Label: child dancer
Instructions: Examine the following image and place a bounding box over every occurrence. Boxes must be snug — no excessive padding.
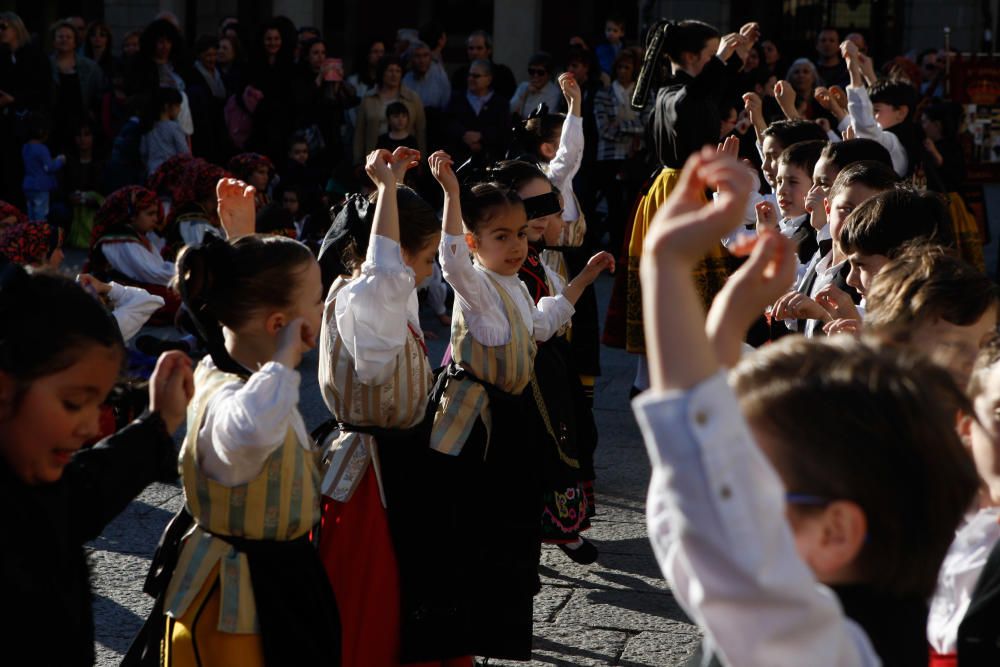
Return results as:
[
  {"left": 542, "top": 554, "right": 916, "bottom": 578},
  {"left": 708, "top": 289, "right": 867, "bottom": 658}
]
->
[
  {"left": 315, "top": 147, "right": 469, "bottom": 667},
  {"left": 1, "top": 264, "right": 192, "bottom": 666},
  {"left": 637, "top": 147, "right": 977, "bottom": 665},
  {"left": 151, "top": 180, "right": 339, "bottom": 666},
  {"left": 427, "top": 150, "right": 613, "bottom": 660}
]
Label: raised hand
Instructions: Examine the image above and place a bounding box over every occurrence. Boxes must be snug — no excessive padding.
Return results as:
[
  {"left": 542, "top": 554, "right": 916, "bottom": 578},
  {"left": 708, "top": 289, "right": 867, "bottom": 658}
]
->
[
  {"left": 273, "top": 317, "right": 316, "bottom": 370},
  {"left": 390, "top": 146, "right": 421, "bottom": 180},
  {"left": 428, "top": 150, "right": 459, "bottom": 195},
  {"left": 76, "top": 273, "right": 112, "bottom": 296},
  {"left": 217, "top": 178, "right": 256, "bottom": 240},
  {"left": 772, "top": 290, "right": 830, "bottom": 321},
  {"left": 805, "top": 184, "right": 828, "bottom": 231},
  {"left": 584, "top": 250, "right": 615, "bottom": 279},
  {"left": 774, "top": 80, "right": 800, "bottom": 119},
  {"left": 755, "top": 200, "right": 778, "bottom": 236},
  {"left": 149, "top": 350, "right": 195, "bottom": 434},
  {"left": 823, "top": 318, "right": 862, "bottom": 337},
  {"left": 717, "top": 33, "right": 743, "bottom": 61},
  {"left": 815, "top": 283, "right": 861, "bottom": 322},
  {"left": 558, "top": 72, "right": 582, "bottom": 115},
  {"left": 842, "top": 123, "right": 857, "bottom": 140},
  {"left": 365, "top": 149, "right": 397, "bottom": 188},
  {"left": 717, "top": 134, "right": 740, "bottom": 158}
]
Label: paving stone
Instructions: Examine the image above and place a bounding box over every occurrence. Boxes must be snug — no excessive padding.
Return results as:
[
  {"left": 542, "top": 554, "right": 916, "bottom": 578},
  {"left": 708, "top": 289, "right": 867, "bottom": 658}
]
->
[
  {"left": 556, "top": 588, "right": 695, "bottom": 634},
  {"left": 620, "top": 631, "right": 702, "bottom": 666},
  {"left": 540, "top": 548, "right": 668, "bottom": 594},
  {"left": 534, "top": 585, "right": 574, "bottom": 622},
  {"left": 487, "top": 623, "right": 629, "bottom": 666}
]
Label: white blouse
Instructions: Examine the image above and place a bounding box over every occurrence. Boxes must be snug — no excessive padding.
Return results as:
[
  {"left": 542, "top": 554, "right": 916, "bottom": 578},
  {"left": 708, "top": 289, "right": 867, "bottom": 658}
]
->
[
  {"left": 106, "top": 282, "right": 164, "bottom": 341},
  {"left": 543, "top": 114, "right": 584, "bottom": 224},
  {"left": 101, "top": 237, "right": 176, "bottom": 286},
  {"left": 333, "top": 235, "right": 421, "bottom": 385},
  {"left": 928, "top": 507, "right": 1000, "bottom": 655},
  {"left": 847, "top": 86, "right": 908, "bottom": 177},
  {"left": 179, "top": 220, "right": 223, "bottom": 247},
  {"left": 197, "top": 358, "right": 311, "bottom": 487},
  {"left": 439, "top": 233, "right": 574, "bottom": 346}
]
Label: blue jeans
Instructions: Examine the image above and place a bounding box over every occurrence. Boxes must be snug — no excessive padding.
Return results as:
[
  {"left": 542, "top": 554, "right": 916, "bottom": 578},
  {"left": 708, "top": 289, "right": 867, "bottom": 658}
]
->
[{"left": 24, "top": 190, "right": 49, "bottom": 220}]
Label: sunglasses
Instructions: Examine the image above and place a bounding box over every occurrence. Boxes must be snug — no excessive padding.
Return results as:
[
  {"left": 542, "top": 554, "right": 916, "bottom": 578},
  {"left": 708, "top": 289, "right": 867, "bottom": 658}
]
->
[{"left": 528, "top": 68, "right": 547, "bottom": 76}]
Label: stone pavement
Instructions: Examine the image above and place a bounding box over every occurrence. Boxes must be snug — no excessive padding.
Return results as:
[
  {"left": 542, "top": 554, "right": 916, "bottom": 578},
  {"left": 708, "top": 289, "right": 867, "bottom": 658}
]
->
[{"left": 88, "top": 273, "right": 702, "bottom": 665}]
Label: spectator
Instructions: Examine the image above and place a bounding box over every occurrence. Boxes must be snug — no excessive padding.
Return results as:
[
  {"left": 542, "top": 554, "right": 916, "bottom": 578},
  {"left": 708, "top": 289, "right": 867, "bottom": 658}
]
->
[
  {"left": 247, "top": 19, "right": 297, "bottom": 162},
  {"left": 510, "top": 52, "right": 562, "bottom": 120},
  {"left": 594, "top": 48, "right": 647, "bottom": 255},
  {"left": 375, "top": 101, "right": 418, "bottom": 153},
  {"left": 61, "top": 120, "right": 106, "bottom": 248},
  {"left": 918, "top": 48, "right": 945, "bottom": 99},
  {"left": 0, "top": 12, "right": 49, "bottom": 205},
  {"left": 186, "top": 34, "right": 230, "bottom": 164},
  {"left": 83, "top": 20, "right": 114, "bottom": 85},
  {"left": 48, "top": 20, "right": 103, "bottom": 155},
  {"left": 65, "top": 15, "right": 86, "bottom": 46},
  {"left": 564, "top": 46, "right": 603, "bottom": 226},
  {"left": 445, "top": 58, "right": 511, "bottom": 165},
  {"left": 21, "top": 112, "right": 65, "bottom": 220},
  {"left": 595, "top": 15, "right": 625, "bottom": 77},
  {"left": 419, "top": 20, "right": 447, "bottom": 66},
  {"left": 403, "top": 40, "right": 450, "bottom": 111},
  {"left": 346, "top": 38, "right": 385, "bottom": 139},
  {"left": 219, "top": 16, "right": 240, "bottom": 41},
  {"left": 279, "top": 134, "right": 324, "bottom": 214},
  {"left": 127, "top": 19, "right": 194, "bottom": 145},
  {"left": 293, "top": 37, "right": 358, "bottom": 171},
  {"left": 104, "top": 99, "right": 144, "bottom": 191},
  {"left": 451, "top": 30, "right": 517, "bottom": 100},
  {"left": 296, "top": 25, "right": 321, "bottom": 62},
  {"left": 216, "top": 34, "right": 246, "bottom": 96},
  {"left": 760, "top": 38, "right": 785, "bottom": 78},
  {"left": 121, "top": 30, "right": 140, "bottom": 60},
  {"left": 784, "top": 58, "right": 823, "bottom": 119},
  {"left": 354, "top": 55, "right": 426, "bottom": 161},
  {"left": 814, "top": 27, "right": 849, "bottom": 88},
  {"left": 139, "top": 86, "right": 190, "bottom": 177}
]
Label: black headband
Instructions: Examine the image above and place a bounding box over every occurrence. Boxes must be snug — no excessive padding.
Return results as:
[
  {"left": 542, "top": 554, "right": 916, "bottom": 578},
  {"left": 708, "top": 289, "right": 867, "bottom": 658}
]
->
[{"left": 522, "top": 191, "right": 561, "bottom": 221}]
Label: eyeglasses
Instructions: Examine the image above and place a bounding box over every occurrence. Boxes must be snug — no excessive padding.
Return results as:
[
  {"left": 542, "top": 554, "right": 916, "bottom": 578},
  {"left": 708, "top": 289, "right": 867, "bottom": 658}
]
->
[{"left": 528, "top": 68, "right": 547, "bottom": 76}]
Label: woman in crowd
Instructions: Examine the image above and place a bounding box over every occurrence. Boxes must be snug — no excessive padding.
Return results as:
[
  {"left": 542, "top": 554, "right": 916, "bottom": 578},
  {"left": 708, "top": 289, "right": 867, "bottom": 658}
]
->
[
  {"left": 48, "top": 19, "right": 103, "bottom": 154},
  {"left": 354, "top": 55, "right": 426, "bottom": 162}
]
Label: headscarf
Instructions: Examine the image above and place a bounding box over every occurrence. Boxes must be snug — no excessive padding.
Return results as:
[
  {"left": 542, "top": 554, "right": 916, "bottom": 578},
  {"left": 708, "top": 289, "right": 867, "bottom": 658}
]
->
[
  {"left": 90, "top": 186, "right": 162, "bottom": 252},
  {"left": 0, "top": 221, "right": 63, "bottom": 266},
  {"left": 146, "top": 154, "right": 196, "bottom": 200},
  {"left": 0, "top": 201, "right": 29, "bottom": 228}
]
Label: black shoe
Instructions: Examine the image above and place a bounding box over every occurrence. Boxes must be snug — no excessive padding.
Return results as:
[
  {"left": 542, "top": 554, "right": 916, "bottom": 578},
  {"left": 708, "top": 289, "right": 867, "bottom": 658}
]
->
[
  {"left": 558, "top": 538, "right": 599, "bottom": 565},
  {"left": 135, "top": 335, "right": 190, "bottom": 357}
]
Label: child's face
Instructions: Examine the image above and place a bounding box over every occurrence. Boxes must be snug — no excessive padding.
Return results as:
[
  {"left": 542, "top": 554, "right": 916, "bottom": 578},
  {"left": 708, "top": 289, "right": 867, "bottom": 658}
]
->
[
  {"left": 811, "top": 156, "right": 839, "bottom": 194},
  {"left": 605, "top": 22, "right": 624, "bottom": 43},
  {"left": 685, "top": 38, "right": 720, "bottom": 77},
  {"left": 761, "top": 136, "right": 785, "bottom": 187},
  {"left": 250, "top": 166, "right": 270, "bottom": 191},
  {"left": 827, "top": 183, "right": 881, "bottom": 247},
  {"left": 468, "top": 206, "right": 529, "bottom": 276},
  {"left": 281, "top": 191, "right": 300, "bottom": 215},
  {"left": 75, "top": 127, "right": 94, "bottom": 152},
  {"left": 167, "top": 103, "right": 182, "bottom": 120},
  {"left": 0, "top": 345, "right": 121, "bottom": 485},
  {"left": 280, "top": 260, "right": 324, "bottom": 358},
  {"left": 845, "top": 251, "right": 889, "bottom": 296},
  {"left": 289, "top": 143, "right": 309, "bottom": 165},
  {"left": 965, "top": 362, "right": 1000, "bottom": 491},
  {"left": 910, "top": 305, "right": 998, "bottom": 388},
  {"left": 131, "top": 205, "right": 160, "bottom": 233},
  {"left": 775, "top": 162, "right": 810, "bottom": 218},
  {"left": 388, "top": 112, "right": 409, "bottom": 134},
  {"left": 873, "top": 103, "right": 907, "bottom": 130},
  {"left": 518, "top": 178, "right": 555, "bottom": 242},
  {"left": 401, "top": 234, "right": 442, "bottom": 286}
]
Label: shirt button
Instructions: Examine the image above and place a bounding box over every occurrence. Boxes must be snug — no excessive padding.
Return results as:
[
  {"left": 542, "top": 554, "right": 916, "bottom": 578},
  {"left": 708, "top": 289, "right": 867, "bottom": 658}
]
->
[{"left": 694, "top": 411, "right": 708, "bottom": 425}]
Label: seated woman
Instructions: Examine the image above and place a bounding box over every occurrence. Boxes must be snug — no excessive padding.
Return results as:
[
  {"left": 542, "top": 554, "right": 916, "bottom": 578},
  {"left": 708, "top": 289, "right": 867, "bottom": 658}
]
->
[
  {"left": 161, "top": 158, "right": 230, "bottom": 259},
  {"left": 87, "top": 185, "right": 180, "bottom": 324}
]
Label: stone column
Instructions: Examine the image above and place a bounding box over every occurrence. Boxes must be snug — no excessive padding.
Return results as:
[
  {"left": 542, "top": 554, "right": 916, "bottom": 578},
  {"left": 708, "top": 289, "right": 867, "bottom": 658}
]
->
[
  {"left": 271, "top": 0, "right": 323, "bottom": 28},
  {"left": 493, "top": 0, "right": 540, "bottom": 83}
]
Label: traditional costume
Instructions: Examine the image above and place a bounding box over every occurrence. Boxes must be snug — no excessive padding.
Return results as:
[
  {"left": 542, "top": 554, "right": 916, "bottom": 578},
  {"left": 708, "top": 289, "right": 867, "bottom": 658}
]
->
[{"left": 0, "top": 220, "right": 62, "bottom": 266}]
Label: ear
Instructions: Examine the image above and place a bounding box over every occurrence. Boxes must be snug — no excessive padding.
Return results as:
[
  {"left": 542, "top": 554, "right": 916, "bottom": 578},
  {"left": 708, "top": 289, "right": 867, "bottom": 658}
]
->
[
  {"left": 540, "top": 142, "right": 558, "bottom": 161},
  {"left": 958, "top": 412, "right": 975, "bottom": 451},
  {"left": 811, "top": 500, "right": 868, "bottom": 580},
  {"left": 898, "top": 104, "right": 910, "bottom": 119},
  {"left": 263, "top": 311, "right": 287, "bottom": 336},
  {"left": 465, "top": 232, "right": 478, "bottom": 252},
  {"left": 824, "top": 198, "right": 831, "bottom": 217}
]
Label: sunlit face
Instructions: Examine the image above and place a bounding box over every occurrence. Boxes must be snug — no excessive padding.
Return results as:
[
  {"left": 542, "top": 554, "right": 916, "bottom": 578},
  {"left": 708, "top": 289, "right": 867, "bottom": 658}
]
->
[
  {"left": 469, "top": 206, "right": 529, "bottom": 276},
  {"left": 264, "top": 29, "right": 282, "bottom": 56},
  {"left": 685, "top": 38, "right": 720, "bottom": 77},
  {"left": 308, "top": 42, "right": 326, "bottom": 70},
  {"left": 382, "top": 63, "right": 402, "bottom": 88},
  {"left": 828, "top": 183, "right": 881, "bottom": 245},
  {"left": 289, "top": 142, "right": 308, "bottom": 165},
  {"left": 122, "top": 34, "right": 139, "bottom": 57},
  {"left": 517, "top": 177, "right": 556, "bottom": 242},
  {"left": 411, "top": 46, "right": 431, "bottom": 74},
  {"left": 54, "top": 27, "right": 76, "bottom": 54},
  {"left": 873, "top": 102, "right": 907, "bottom": 130},
  {"left": 846, "top": 252, "right": 889, "bottom": 296},
  {"left": 811, "top": 156, "right": 839, "bottom": 195},
  {"left": 816, "top": 30, "right": 840, "bottom": 58},
  {"left": 605, "top": 22, "right": 624, "bottom": 43},
  {"left": 131, "top": 204, "right": 160, "bottom": 233},
  {"left": 789, "top": 63, "right": 815, "bottom": 91},
  {"left": 283, "top": 260, "right": 324, "bottom": 354},
  {"left": 401, "top": 233, "right": 442, "bottom": 285},
  {"left": 199, "top": 46, "right": 218, "bottom": 70},
  {"left": 967, "top": 363, "right": 1000, "bottom": 487},
  {"left": 250, "top": 165, "right": 271, "bottom": 191},
  {"left": 217, "top": 38, "right": 234, "bottom": 65},
  {"left": 467, "top": 35, "right": 489, "bottom": 61},
  {"left": 0, "top": 345, "right": 121, "bottom": 485},
  {"left": 761, "top": 137, "right": 784, "bottom": 187},
  {"left": 910, "top": 306, "right": 999, "bottom": 388},
  {"left": 368, "top": 41, "right": 385, "bottom": 65},
  {"left": 775, "top": 162, "right": 810, "bottom": 218}
]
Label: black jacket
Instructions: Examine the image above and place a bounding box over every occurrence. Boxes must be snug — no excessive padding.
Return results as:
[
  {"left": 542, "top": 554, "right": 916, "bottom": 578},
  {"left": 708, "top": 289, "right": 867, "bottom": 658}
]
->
[{"left": 0, "top": 414, "right": 178, "bottom": 666}]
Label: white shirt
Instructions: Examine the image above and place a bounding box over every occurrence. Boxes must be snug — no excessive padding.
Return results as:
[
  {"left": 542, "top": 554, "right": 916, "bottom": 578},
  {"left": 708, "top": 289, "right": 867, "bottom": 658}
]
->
[
  {"left": 333, "top": 235, "right": 421, "bottom": 385},
  {"left": 542, "top": 114, "right": 584, "bottom": 224},
  {"left": 847, "top": 86, "right": 908, "bottom": 177},
  {"left": 179, "top": 220, "right": 223, "bottom": 247},
  {"left": 510, "top": 80, "right": 562, "bottom": 120},
  {"left": 633, "top": 371, "right": 881, "bottom": 667},
  {"left": 928, "top": 507, "right": 1000, "bottom": 655},
  {"left": 106, "top": 282, "right": 164, "bottom": 341},
  {"left": 197, "top": 358, "right": 311, "bottom": 487},
  {"left": 100, "top": 238, "right": 176, "bottom": 286},
  {"left": 439, "top": 233, "right": 574, "bottom": 346}
]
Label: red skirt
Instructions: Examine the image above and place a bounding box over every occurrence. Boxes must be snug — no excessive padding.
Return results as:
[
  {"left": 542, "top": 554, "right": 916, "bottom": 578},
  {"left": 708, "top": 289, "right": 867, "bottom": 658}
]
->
[{"left": 319, "top": 466, "right": 472, "bottom": 667}]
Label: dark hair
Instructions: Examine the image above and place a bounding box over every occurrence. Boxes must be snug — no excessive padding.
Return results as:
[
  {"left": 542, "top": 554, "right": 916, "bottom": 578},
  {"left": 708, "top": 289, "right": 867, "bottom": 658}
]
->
[
  {"left": 490, "top": 160, "right": 549, "bottom": 192},
  {"left": 176, "top": 235, "right": 314, "bottom": 335},
  {"left": 527, "top": 51, "right": 553, "bottom": 73},
  {"left": 777, "top": 140, "right": 825, "bottom": 176},
  {"left": 605, "top": 15, "right": 626, "bottom": 29},
  {"left": 733, "top": 335, "right": 978, "bottom": 599},
  {"left": 828, "top": 160, "right": 899, "bottom": 201},
  {"left": 468, "top": 30, "right": 493, "bottom": 51},
  {"left": 515, "top": 107, "right": 564, "bottom": 160},
  {"left": 839, "top": 188, "right": 953, "bottom": 257},
  {"left": 0, "top": 264, "right": 123, "bottom": 404},
  {"left": 340, "top": 186, "right": 439, "bottom": 271},
  {"left": 138, "top": 19, "right": 184, "bottom": 66},
  {"left": 26, "top": 111, "right": 51, "bottom": 141},
  {"left": 193, "top": 33, "right": 217, "bottom": 57},
  {"left": 868, "top": 79, "right": 917, "bottom": 119},
  {"left": 460, "top": 183, "right": 523, "bottom": 234},
  {"left": 761, "top": 119, "right": 829, "bottom": 148},
  {"left": 376, "top": 55, "right": 403, "bottom": 86},
  {"left": 141, "top": 86, "right": 183, "bottom": 132},
  {"left": 418, "top": 21, "right": 445, "bottom": 50},
  {"left": 820, "top": 139, "right": 894, "bottom": 172},
  {"left": 83, "top": 20, "right": 113, "bottom": 67},
  {"left": 923, "top": 101, "right": 962, "bottom": 141},
  {"left": 662, "top": 20, "right": 720, "bottom": 64},
  {"left": 866, "top": 243, "right": 999, "bottom": 340},
  {"left": 385, "top": 101, "right": 409, "bottom": 119},
  {"left": 219, "top": 33, "right": 245, "bottom": 64},
  {"left": 287, "top": 133, "right": 309, "bottom": 151}
]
